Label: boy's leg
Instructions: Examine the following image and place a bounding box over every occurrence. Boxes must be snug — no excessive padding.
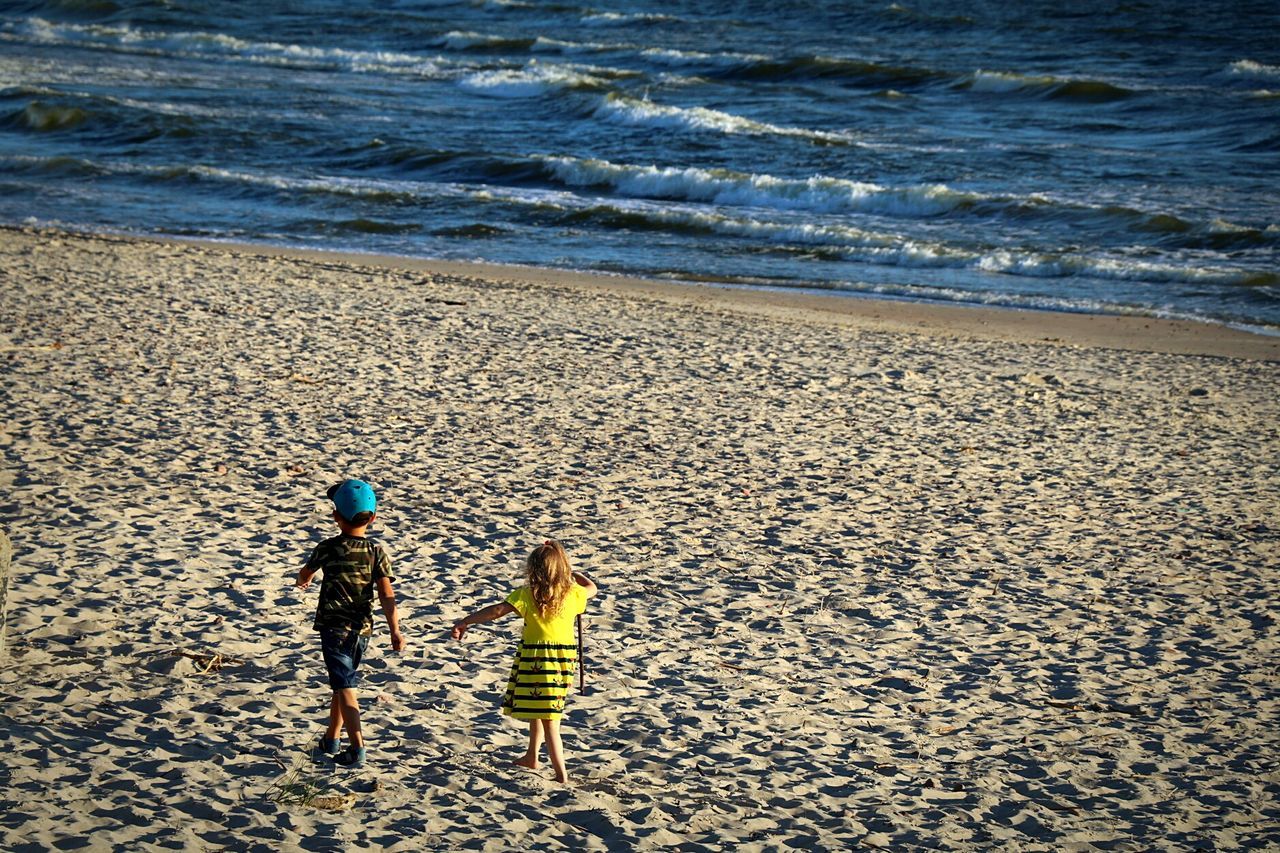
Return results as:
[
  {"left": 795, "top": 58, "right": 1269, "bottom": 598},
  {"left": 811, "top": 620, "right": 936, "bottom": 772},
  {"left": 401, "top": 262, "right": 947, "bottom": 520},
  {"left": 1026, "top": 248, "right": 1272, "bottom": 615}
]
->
[
  {"left": 542, "top": 719, "right": 568, "bottom": 783},
  {"left": 325, "top": 692, "right": 343, "bottom": 741},
  {"left": 334, "top": 688, "right": 363, "bottom": 748},
  {"left": 312, "top": 693, "right": 343, "bottom": 758},
  {"left": 515, "top": 721, "right": 541, "bottom": 769},
  {"left": 321, "top": 630, "right": 368, "bottom": 767},
  {"left": 330, "top": 688, "right": 366, "bottom": 767}
]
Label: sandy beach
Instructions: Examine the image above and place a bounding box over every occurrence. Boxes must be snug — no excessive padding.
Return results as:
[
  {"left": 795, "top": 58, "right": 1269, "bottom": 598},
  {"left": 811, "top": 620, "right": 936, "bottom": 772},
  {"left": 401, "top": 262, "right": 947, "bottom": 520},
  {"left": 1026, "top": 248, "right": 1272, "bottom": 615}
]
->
[{"left": 1, "top": 225, "right": 1277, "bottom": 850}]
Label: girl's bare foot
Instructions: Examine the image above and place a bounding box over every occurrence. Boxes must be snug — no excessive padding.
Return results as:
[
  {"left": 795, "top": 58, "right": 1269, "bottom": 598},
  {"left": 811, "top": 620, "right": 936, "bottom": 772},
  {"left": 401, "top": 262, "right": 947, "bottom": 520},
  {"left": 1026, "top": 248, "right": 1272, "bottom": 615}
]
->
[{"left": 513, "top": 755, "right": 538, "bottom": 771}]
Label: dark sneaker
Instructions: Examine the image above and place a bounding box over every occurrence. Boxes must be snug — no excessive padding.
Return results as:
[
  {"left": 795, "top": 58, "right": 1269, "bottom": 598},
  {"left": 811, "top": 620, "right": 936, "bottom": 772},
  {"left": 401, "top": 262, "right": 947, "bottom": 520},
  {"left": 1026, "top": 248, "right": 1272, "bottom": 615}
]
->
[
  {"left": 331, "top": 745, "right": 366, "bottom": 769},
  {"left": 313, "top": 736, "right": 341, "bottom": 760}
]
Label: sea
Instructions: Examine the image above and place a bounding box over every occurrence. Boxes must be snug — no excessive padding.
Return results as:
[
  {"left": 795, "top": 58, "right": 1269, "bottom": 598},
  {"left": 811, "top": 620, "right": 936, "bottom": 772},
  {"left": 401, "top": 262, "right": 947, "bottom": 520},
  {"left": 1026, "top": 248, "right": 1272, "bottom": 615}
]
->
[{"left": 2, "top": 0, "right": 1278, "bottom": 331}]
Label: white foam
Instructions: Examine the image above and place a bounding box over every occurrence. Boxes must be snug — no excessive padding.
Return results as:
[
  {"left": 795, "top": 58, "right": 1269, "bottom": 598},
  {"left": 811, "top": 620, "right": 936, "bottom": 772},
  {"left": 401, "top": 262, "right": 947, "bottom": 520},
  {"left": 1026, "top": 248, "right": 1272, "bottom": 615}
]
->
[
  {"left": 477, "top": 183, "right": 1270, "bottom": 288},
  {"left": 591, "top": 93, "right": 849, "bottom": 142},
  {"left": 458, "top": 63, "right": 605, "bottom": 97},
  {"left": 531, "top": 36, "right": 603, "bottom": 54},
  {"left": 978, "top": 249, "right": 1261, "bottom": 286},
  {"left": 1230, "top": 59, "right": 1280, "bottom": 78},
  {"left": 540, "top": 155, "right": 974, "bottom": 217},
  {"left": 964, "top": 70, "right": 1055, "bottom": 93},
  {"left": 637, "top": 47, "right": 766, "bottom": 68},
  {"left": 17, "top": 150, "right": 1265, "bottom": 294},
  {"left": 1208, "top": 218, "right": 1261, "bottom": 234},
  {"left": 960, "top": 68, "right": 1130, "bottom": 98},
  {"left": 436, "top": 30, "right": 511, "bottom": 50},
  {"left": 423, "top": 28, "right": 759, "bottom": 69},
  {"left": 1075, "top": 255, "right": 1259, "bottom": 285},
  {"left": 5, "top": 16, "right": 448, "bottom": 77},
  {"left": 102, "top": 94, "right": 241, "bottom": 119},
  {"left": 581, "top": 11, "right": 679, "bottom": 27},
  {"left": 456, "top": 187, "right": 985, "bottom": 271}
]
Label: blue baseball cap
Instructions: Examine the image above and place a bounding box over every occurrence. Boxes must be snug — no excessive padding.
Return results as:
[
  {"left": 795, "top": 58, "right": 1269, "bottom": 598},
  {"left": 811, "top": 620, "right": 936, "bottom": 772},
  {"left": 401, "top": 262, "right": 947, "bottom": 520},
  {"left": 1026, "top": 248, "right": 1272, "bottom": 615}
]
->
[{"left": 327, "top": 479, "right": 377, "bottom": 521}]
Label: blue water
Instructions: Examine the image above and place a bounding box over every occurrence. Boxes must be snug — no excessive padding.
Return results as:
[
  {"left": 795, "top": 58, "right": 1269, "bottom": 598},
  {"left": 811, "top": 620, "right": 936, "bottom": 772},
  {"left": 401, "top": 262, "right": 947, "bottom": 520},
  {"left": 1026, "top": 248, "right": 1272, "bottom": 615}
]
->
[{"left": 2, "top": 0, "right": 1279, "bottom": 329}]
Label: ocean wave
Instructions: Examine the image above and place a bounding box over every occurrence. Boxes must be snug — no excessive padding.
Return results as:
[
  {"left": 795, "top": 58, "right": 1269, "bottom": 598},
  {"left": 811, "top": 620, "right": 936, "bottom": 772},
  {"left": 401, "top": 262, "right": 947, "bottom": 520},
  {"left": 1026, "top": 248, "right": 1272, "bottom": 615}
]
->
[
  {"left": 580, "top": 11, "right": 680, "bottom": 27},
  {"left": 179, "top": 167, "right": 466, "bottom": 204},
  {"left": 552, "top": 193, "right": 1280, "bottom": 289},
  {"left": 433, "top": 30, "right": 538, "bottom": 51},
  {"left": 458, "top": 63, "right": 611, "bottom": 97},
  {"left": 2, "top": 17, "right": 450, "bottom": 78},
  {"left": 976, "top": 250, "right": 1275, "bottom": 287},
  {"left": 312, "top": 217, "right": 423, "bottom": 235},
  {"left": 537, "top": 156, "right": 974, "bottom": 217},
  {"left": 708, "top": 53, "right": 942, "bottom": 87},
  {"left": 823, "top": 280, "right": 1267, "bottom": 328},
  {"left": 20, "top": 148, "right": 1268, "bottom": 269},
  {"left": 3, "top": 101, "right": 88, "bottom": 132},
  {"left": 0, "top": 153, "right": 102, "bottom": 177},
  {"left": 557, "top": 200, "right": 913, "bottom": 249},
  {"left": 638, "top": 47, "right": 768, "bottom": 69},
  {"left": 535, "top": 155, "right": 1243, "bottom": 235},
  {"left": 431, "top": 223, "right": 509, "bottom": 238},
  {"left": 1230, "top": 129, "right": 1280, "bottom": 153},
  {"left": 417, "top": 27, "right": 932, "bottom": 89},
  {"left": 423, "top": 27, "right": 879, "bottom": 86},
  {"left": 34, "top": 0, "right": 122, "bottom": 12},
  {"left": 428, "top": 30, "right": 599, "bottom": 56},
  {"left": 591, "top": 93, "right": 849, "bottom": 143},
  {"left": 460, "top": 185, "right": 983, "bottom": 268},
  {"left": 5, "top": 82, "right": 248, "bottom": 120},
  {"left": 1230, "top": 59, "right": 1280, "bottom": 78},
  {"left": 8, "top": 150, "right": 1270, "bottom": 296},
  {"left": 0, "top": 90, "right": 225, "bottom": 142},
  {"left": 484, "top": 188, "right": 1274, "bottom": 290},
  {"left": 959, "top": 70, "right": 1133, "bottom": 102}
]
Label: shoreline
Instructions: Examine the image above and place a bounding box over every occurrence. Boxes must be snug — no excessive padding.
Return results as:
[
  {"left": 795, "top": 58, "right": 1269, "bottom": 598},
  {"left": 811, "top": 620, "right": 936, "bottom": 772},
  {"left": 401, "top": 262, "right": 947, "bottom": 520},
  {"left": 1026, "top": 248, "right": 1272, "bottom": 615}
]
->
[
  {"left": 13, "top": 225, "right": 1278, "bottom": 362},
  {"left": 171, "top": 235, "right": 1280, "bottom": 363}
]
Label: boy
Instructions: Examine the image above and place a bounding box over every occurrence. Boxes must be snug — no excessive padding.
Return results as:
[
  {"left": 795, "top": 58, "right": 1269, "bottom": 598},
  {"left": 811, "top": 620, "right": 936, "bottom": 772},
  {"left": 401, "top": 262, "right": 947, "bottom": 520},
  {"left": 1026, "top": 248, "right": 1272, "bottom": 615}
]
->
[{"left": 296, "top": 478, "right": 405, "bottom": 769}]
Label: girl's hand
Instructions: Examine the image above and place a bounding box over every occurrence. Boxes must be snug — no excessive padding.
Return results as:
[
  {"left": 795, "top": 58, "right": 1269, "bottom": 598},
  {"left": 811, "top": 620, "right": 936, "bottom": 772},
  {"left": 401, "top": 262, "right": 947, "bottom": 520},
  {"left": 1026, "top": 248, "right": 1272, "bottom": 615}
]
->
[{"left": 450, "top": 622, "right": 468, "bottom": 641}]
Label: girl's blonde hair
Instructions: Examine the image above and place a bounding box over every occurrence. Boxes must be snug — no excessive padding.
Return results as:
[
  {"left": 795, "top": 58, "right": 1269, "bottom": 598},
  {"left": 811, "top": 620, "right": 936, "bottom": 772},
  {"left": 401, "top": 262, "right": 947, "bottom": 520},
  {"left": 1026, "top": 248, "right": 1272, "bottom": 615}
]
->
[{"left": 527, "top": 540, "right": 573, "bottom": 619}]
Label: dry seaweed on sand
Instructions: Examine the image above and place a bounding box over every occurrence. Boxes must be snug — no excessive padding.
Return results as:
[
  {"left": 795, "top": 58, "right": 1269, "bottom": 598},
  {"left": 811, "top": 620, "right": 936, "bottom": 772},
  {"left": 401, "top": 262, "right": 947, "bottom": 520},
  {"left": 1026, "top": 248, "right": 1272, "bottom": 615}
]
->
[{"left": 171, "top": 649, "right": 242, "bottom": 674}]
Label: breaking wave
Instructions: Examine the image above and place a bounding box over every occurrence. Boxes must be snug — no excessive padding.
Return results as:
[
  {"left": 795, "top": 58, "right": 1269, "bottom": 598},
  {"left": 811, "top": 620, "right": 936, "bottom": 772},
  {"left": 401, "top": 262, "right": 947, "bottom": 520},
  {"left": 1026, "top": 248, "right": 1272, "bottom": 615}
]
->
[
  {"left": 457, "top": 63, "right": 611, "bottom": 97},
  {"left": 959, "top": 70, "right": 1134, "bottom": 101},
  {"left": 591, "top": 93, "right": 849, "bottom": 143}
]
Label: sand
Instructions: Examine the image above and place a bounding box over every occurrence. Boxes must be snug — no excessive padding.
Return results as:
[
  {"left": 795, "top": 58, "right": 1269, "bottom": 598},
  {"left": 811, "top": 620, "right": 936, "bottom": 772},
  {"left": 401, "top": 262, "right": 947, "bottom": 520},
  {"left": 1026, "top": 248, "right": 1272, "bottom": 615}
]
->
[{"left": 1, "top": 225, "right": 1277, "bottom": 851}]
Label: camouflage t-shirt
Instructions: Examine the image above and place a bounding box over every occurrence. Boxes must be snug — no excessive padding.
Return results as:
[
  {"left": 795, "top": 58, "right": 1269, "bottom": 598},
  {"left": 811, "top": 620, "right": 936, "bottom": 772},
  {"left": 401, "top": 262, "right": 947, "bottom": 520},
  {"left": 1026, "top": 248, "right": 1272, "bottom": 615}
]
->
[{"left": 305, "top": 534, "right": 394, "bottom": 636}]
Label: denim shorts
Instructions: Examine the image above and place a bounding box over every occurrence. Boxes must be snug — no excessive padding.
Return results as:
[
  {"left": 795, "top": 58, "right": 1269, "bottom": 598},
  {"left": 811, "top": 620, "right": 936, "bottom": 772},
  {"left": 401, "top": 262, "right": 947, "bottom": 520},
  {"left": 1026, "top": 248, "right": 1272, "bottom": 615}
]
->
[{"left": 320, "top": 627, "right": 370, "bottom": 690}]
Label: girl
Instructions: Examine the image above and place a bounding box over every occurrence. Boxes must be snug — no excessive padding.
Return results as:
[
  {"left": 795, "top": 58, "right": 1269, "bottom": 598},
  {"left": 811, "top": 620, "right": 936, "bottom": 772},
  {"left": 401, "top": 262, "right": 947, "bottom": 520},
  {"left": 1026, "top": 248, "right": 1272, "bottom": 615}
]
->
[{"left": 451, "top": 540, "right": 597, "bottom": 783}]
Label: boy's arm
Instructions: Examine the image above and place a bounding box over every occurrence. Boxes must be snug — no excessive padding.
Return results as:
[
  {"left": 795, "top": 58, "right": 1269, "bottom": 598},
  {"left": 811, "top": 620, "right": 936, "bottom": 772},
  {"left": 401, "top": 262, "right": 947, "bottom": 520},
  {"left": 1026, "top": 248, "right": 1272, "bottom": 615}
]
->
[
  {"left": 451, "top": 602, "right": 516, "bottom": 640},
  {"left": 295, "top": 565, "right": 319, "bottom": 589},
  {"left": 572, "top": 572, "right": 598, "bottom": 598},
  {"left": 376, "top": 577, "right": 405, "bottom": 652}
]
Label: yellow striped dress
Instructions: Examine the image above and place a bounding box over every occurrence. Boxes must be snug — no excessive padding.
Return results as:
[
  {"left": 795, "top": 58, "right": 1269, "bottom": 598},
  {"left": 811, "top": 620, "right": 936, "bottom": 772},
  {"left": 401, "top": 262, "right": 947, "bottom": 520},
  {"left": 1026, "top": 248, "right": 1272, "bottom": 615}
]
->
[{"left": 501, "top": 584, "right": 589, "bottom": 721}]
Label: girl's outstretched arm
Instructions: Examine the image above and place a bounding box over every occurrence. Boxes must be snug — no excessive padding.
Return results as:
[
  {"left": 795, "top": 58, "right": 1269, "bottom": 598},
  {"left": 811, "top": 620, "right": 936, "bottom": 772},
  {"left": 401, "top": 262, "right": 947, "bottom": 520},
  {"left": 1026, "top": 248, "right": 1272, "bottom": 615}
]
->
[
  {"left": 451, "top": 602, "right": 516, "bottom": 640},
  {"left": 572, "top": 572, "right": 598, "bottom": 598}
]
